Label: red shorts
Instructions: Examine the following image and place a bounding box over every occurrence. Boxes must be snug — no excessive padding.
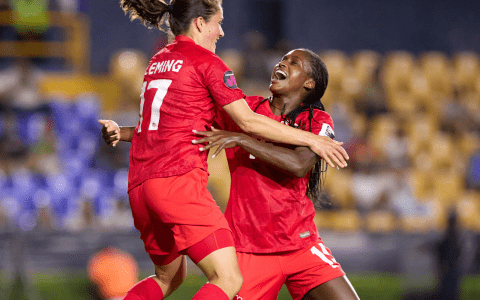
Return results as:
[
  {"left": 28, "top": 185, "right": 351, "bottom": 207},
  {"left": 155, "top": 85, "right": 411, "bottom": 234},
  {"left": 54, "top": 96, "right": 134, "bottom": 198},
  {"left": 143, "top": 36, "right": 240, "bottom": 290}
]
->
[
  {"left": 128, "top": 168, "right": 232, "bottom": 265},
  {"left": 235, "top": 239, "right": 345, "bottom": 300}
]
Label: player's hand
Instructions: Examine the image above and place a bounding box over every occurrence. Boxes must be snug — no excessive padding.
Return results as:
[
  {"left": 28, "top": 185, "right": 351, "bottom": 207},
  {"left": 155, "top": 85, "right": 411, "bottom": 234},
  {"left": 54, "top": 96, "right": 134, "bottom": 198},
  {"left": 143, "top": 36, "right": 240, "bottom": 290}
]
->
[
  {"left": 309, "top": 136, "right": 349, "bottom": 169},
  {"left": 99, "top": 120, "right": 121, "bottom": 147},
  {"left": 193, "top": 127, "right": 245, "bottom": 157}
]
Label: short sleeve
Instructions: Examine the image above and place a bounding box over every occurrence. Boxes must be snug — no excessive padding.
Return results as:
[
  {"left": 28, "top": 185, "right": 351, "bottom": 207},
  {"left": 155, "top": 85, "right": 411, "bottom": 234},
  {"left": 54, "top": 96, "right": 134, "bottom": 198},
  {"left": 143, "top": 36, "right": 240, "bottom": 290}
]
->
[
  {"left": 201, "top": 55, "right": 245, "bottom": 107},
  {"left": 310, "top": 110, "right": 335, "bottom": 139}
]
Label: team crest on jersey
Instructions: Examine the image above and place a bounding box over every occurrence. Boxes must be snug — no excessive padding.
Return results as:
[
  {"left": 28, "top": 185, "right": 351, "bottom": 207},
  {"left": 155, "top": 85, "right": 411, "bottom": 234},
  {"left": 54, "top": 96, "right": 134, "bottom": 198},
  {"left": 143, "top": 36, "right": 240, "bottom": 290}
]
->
[
  {"left": 223, "top": 71, "right": 238, "bottom": 89},
  {"left": 319, "top": 123, "right": 335, "bottom": 139}
]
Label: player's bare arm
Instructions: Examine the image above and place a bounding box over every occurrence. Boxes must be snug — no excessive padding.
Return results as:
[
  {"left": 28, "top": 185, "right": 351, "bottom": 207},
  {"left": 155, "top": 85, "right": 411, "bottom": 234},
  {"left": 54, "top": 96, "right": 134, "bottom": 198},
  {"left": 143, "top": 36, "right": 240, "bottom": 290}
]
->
[
  {"left": 194, "top": 127, "right": 318, "bottom": 177},
  {"left": 98, "top": 120, "right": 135, "bottom": 146},
  {"left": 220, "top": 99, "right": 349, "bottom": 169}
]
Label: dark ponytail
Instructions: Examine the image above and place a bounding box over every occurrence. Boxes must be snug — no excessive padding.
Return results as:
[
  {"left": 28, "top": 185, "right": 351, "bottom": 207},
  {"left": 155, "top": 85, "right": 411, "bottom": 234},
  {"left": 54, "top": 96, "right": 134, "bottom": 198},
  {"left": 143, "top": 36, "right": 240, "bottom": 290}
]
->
[{"left": 120, "top": 0, "right": 221, "bottom": 35}]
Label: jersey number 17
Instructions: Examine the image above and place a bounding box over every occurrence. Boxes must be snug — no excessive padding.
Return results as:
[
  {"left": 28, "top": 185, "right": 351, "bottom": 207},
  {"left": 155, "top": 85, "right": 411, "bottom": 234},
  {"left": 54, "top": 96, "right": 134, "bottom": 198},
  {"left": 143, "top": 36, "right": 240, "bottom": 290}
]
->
[{"left": 137, "top": 79, "right": 172, "bottom": 133}]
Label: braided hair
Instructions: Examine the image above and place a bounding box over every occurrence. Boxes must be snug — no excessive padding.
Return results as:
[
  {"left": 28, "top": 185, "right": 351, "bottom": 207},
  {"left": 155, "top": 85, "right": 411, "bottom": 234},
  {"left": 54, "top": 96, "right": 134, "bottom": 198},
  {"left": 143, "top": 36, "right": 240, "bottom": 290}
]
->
[{"left": 256, "top": 49, "right": 330, "bottom": 208}]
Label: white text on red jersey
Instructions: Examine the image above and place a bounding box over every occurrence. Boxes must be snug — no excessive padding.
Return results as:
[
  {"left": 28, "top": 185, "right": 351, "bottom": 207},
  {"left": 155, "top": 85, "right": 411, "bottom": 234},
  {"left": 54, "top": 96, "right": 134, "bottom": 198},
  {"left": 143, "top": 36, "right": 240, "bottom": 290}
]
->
[{"left": 146, "top": 60, "right": 184, "bottom": 75}]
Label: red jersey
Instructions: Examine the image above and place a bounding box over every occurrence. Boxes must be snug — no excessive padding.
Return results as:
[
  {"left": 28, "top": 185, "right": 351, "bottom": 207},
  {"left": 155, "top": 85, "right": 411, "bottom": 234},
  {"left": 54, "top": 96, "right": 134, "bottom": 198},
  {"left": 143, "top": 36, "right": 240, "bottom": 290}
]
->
[
  {"left": 128, "top": 36, "right": 245, "bottom": 192},
  {"left": 215, "top": 96, "right": 335, "bottom": 253}
]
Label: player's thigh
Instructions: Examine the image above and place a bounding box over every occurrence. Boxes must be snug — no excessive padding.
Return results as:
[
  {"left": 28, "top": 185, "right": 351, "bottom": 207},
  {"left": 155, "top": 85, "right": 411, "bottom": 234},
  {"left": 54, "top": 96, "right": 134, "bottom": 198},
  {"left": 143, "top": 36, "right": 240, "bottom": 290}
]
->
[
  {"left": 154, "top": 254, "right": 187, "bottom": 286},
  {"left": 302, "top": 276, "right": 359, "bottom": 300},
  {"left": 195, "top": 246, "right": 241, "bottom": 281}
]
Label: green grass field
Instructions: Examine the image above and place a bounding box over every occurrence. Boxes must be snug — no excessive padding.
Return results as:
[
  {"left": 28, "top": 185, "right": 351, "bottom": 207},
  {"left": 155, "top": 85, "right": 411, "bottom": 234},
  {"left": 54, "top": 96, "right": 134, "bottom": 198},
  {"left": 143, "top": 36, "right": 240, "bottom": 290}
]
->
[{"left": 1, "top": 272, "right": 479, "bottom": 299}]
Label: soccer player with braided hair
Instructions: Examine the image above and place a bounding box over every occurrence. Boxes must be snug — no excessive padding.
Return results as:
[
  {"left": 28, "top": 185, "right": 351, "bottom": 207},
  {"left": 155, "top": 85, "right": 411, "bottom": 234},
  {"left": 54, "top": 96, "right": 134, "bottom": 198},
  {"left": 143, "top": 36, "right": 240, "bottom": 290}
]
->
[
  {"left": 101, "top": 48, "right": 358, "bottom": 299},
  {"left": 196, "top": 48, "right": 360, "bottom": 300},
  {"left": 101, "top": 0, "right": 349, "bottom": 299}
]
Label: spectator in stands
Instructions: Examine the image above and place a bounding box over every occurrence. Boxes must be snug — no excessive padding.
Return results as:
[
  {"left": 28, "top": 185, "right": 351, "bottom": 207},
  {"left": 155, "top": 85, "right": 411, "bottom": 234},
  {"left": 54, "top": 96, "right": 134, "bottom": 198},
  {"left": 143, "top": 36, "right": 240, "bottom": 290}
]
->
[
  {"left": 64, "top": 200, "right": 98, "bottom": 231},
  {"left": 88, "top": 246, "right": 139, "bottom": 300},
  {"left": 387, "top": 167, "right": 431, "bottom": 219},
  {"left": 439, "top": 88, "right": 478, "bottom": 135},
  {"left": 383, "top": 126, "right": 410, "bottom": 169},
  {"left": 354, "top": 66, "right": 388, "bottom": 120}
]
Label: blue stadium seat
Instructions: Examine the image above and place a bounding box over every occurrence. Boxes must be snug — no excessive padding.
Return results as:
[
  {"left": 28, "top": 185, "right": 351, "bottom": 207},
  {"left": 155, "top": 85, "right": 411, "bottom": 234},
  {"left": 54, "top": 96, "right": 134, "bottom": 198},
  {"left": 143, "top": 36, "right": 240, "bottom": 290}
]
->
[
  {"left": 48, "top": 99, "right": 71, "bottom": 133},
  {"left": 33, "top": 189, "right": 52, "bottom": 209},
  {"left": 75, "top": 94, "right": 100, "bottom": 134},
  {"left": 46, "top": 173, "right": 75, "bottom": 198},
  {"left": 76, "top": 132, "right": 100, "bottom": 164},
  {"left": 16, "top": 111, "right": 47, "bottom": 146},
  {"left": 10, "top": 168, "right": 36, "bottom": 198},
  {"left": 113, "top": 168, "right": 129, "bottom": 198},
  {"left": 49, "top": 99, "right": 83, "bottom": 136}
]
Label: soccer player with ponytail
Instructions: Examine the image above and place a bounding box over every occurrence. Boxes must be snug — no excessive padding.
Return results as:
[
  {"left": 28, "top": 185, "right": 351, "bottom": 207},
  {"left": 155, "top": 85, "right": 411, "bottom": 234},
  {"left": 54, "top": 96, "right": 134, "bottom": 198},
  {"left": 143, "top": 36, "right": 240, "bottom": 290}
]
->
[{"left": 102, "top": 0, "right": 349, "bottom": 299}]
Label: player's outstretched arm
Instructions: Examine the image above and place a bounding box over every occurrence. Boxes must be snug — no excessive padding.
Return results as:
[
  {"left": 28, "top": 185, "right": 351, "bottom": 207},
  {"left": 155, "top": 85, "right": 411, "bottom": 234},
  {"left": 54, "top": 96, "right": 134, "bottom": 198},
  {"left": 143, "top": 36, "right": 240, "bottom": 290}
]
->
[
  {"left": 194, "top": 127, "right": 318, "bottom": 177},
  {"left": 98, "top": 120, "right": 135, "bottom": 146},
  {"left": 221, "top": 99, "right": 349, "bottom": 169}
]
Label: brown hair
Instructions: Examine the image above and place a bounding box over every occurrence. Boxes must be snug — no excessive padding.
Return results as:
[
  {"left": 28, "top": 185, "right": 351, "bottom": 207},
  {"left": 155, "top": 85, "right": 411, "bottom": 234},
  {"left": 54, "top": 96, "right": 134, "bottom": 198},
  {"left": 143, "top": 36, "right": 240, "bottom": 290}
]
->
[{"left": 120, "top": 0, "right": 221, "bottom": 36}]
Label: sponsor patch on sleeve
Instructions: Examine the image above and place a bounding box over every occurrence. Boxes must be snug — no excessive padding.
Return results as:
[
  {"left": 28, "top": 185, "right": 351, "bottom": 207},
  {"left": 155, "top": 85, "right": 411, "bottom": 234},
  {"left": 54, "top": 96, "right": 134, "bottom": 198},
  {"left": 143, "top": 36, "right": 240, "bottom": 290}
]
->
[
  {"left": 319, "top": 123, "right": 335, "bottom": 139},
  {"left": 223, "top": 71, "right": 238, "bottom": 89}
]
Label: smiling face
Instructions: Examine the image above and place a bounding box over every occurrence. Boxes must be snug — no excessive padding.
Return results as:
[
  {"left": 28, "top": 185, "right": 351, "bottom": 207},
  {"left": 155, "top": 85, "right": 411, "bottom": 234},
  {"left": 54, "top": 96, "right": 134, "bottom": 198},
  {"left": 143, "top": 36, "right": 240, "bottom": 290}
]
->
[
  {"left": 270, "top": 49, "right": 315, "bottom": 98},
  {"left": 200, "top": 6, "right": 224, "bottom": 53}
]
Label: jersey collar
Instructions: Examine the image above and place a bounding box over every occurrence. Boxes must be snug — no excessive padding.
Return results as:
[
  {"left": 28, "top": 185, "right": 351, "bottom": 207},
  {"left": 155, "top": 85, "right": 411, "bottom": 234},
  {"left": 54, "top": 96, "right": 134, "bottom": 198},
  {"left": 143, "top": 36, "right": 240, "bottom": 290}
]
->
[{"left": 175, "top": 35, "right": 196, "bottom": 44}]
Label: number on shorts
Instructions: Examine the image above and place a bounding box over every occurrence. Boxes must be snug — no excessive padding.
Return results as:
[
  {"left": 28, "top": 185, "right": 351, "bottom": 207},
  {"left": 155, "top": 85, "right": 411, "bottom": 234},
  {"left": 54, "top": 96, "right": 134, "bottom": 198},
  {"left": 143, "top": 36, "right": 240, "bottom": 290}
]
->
[
  {"left": 311, "top": 242, "right": 338, "bottom": 268},
  {"left": 137, "top": 79, "right": 172, "bottom": 133}
]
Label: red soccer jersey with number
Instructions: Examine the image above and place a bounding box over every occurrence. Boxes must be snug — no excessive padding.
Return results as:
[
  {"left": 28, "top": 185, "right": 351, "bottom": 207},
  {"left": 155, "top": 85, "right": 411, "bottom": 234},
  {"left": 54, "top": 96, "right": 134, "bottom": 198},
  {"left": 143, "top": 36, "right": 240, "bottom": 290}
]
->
[
  {"left": 128, "top": 36, "right": 245, "bottom": 192},
  {"left": 215, "top": 96, "right": 335, "bottom": 253}
]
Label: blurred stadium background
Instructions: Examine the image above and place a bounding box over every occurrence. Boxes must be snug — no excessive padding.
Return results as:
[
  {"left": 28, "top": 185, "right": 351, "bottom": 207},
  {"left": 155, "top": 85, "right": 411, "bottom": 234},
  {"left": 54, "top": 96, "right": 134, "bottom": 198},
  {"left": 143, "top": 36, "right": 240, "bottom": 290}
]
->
[{"left": 1, "top": 0, "right": 480, "bottom": 299}]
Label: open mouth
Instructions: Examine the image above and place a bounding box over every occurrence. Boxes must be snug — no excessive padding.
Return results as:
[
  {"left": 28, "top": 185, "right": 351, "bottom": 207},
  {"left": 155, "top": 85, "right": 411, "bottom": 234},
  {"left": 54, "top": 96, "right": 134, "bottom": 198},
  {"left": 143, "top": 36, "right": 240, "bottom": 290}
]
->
[{"left": 273, "top": 69, "right": 287, "bottom": 81}]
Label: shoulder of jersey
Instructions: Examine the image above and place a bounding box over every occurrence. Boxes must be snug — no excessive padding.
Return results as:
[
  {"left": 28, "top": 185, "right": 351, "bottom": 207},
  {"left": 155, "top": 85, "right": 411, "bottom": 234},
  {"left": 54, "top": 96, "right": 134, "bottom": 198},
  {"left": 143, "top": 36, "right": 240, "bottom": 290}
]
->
[
  {"left": 245, "top": 95, "right": 265, "bottom": 109},
  {"left": 311, "top": 109, "right": 333, "bottom": 123}
]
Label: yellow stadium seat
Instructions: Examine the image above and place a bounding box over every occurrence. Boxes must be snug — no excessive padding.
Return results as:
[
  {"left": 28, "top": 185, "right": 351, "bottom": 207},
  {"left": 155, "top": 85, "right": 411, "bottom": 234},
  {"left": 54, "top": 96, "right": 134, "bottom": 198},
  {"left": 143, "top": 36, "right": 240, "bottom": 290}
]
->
[
  {"left": 319, "top": 50, "right": 349, "bottom": 91},
  {"left": 368, "top": 114, "right": 398, "bottom": 149},
  {"left": 410, "top": 67, "right": 431, "bottom": 100},
  {"left": 330, "top": 210, "right": 362, "bottom": 232},
  {"left": 432, "top": 167, "right": 465, "bottom": 207},
  {"left": 456, "top": 191, "right": 480, "bottom": 231},
  {"left": 401, "top": 215, "right": 432, "bottom": 233},
  {"left": 314, "top": 210, "right": 334, "bottom": 230},
  {"left": 382, "top": 51, "right": 415, "bottom": 93},
  {"left": 452, "top": 51, "right": 479, "bottom": 94},
  {"left": 110, "top": 49, "right": 148, "bottom": 99},
  {"left": 429, "top": 132, "right": 454, "bottom": 168},
  {"left": 385, "top": 91, "right": 418, "bottom": 117},
  {"left": 351, "top": 50, "right": 382, "bottom": 85},
  {"left": 419, "top": 51, "right": 453, "bottom": 95},
  {"left": 364, "top": 211, "right": 398, "bottom": 233},
  {"left": 324, "top": 169, "right": 354, "bottom": 209},
  {"left": 458, "top": 131, "right": 480, "bottom": 158},
  {"left": 410, "top": 168, "right": 433, "bottom": 201},
  {"left": 405, "top": 115, "right": 439, "bottom": 155}
]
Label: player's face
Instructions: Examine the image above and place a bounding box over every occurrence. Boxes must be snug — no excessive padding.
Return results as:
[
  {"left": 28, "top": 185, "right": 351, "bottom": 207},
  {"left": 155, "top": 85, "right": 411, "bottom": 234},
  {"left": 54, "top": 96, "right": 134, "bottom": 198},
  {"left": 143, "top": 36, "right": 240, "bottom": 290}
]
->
[
  {"left": 202, "top": 6, "right": 224, "bottom": 53},
  {"left": 270, "top": 50, "right": 314, "bottom": 97}
]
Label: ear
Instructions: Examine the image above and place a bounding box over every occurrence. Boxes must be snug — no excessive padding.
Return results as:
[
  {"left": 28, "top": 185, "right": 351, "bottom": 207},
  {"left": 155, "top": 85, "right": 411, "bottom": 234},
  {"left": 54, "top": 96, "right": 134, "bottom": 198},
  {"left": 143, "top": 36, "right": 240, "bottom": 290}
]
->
[
  {"left": 304, "top": 79, "right": 315, "bottom": 91},
  {"left": 194, "top": 17, "right": 206, "bottom": 32}
]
